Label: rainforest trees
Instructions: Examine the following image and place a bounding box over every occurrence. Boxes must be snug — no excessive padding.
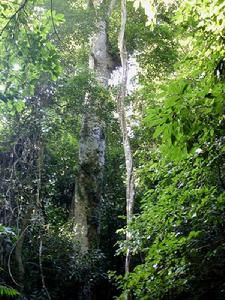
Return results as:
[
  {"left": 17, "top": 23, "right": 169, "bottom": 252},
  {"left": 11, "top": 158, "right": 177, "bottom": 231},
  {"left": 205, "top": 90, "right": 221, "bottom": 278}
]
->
[{"left": 0, "top": 0, "right": 225, "bottom": 300}]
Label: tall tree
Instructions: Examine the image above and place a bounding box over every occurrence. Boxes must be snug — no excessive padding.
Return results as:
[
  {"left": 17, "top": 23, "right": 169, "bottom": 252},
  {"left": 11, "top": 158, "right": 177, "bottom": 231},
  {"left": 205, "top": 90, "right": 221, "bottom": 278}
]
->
[{"left": 72, "top": 0, "right": 113, "bottom": 252}]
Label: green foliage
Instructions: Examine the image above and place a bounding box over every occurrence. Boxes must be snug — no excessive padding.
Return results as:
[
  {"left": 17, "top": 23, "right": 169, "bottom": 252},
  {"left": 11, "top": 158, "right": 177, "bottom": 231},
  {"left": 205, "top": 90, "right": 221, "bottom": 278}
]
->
[
  {"left": 0, "top": 0, "right": 63, "bottom": 103},
  {"left": 117, "top": 146, "right": 225, "bottom": 299},
  {"left": 115, "top": 0, "right": 225, "bottom": 299},
  {"left": 143, "top": 0, "right": 225, "bottom": 159},
  {"left": 108, "top": 1, "right": 177, "bottom": 75},
  {"left": 0, "top": 285, "right": 20, "bottom": 297},
  {"left": 1, "top": 0, "right": 225, "bottom": 299}
]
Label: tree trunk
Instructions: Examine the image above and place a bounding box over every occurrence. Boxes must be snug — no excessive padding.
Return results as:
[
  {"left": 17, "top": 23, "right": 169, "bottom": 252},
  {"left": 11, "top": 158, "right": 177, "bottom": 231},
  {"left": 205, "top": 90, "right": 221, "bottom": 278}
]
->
[
  {"left": 14, "top": 205, "right": 33, "bottom": 290},
  {"left": 72, "top": 6, "right": 112, "bottom": 252},
  {"left": 118, "top": 0, "right": 135, "bottom": 297}
]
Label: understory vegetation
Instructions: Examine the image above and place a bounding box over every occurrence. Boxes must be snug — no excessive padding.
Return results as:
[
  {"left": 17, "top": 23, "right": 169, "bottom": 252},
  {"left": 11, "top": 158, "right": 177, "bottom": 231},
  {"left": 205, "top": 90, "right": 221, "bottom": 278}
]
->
[{"left": 0, "top": 0, "right": 225, "bottom": 299}]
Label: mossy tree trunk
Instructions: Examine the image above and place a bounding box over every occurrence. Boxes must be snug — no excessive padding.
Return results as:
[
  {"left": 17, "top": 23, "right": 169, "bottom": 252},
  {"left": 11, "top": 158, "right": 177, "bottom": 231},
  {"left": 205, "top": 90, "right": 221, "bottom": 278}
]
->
[{"left": 72, "top": 2, "right": 112, "bottom": 252}]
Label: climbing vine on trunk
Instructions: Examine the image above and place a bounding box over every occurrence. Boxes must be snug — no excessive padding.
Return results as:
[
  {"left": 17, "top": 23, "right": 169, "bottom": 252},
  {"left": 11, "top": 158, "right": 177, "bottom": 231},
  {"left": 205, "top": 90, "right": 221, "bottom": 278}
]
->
[{"left": 118, "top": 0, "right": 135, "bottom": 281}]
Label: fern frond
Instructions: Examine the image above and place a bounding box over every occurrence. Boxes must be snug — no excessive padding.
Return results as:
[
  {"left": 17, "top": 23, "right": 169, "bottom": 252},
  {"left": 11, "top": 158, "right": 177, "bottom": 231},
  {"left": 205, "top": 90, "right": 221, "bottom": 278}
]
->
[{"left": 0, "top": 285, "right": 20, "bottom": 297}]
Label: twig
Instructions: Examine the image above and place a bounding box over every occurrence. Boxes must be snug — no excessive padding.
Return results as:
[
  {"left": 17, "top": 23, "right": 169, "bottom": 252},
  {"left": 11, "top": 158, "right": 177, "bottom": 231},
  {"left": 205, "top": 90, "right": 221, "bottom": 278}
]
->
[{"left": 0, "top": 0, "right": 29, "bottom": 38}]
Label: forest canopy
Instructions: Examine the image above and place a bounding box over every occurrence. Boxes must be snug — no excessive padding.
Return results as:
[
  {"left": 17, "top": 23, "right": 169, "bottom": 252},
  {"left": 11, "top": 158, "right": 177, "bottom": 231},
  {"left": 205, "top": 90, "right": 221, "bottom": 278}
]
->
[{"left": 0, "top": 0, "right": 225, "bottom": 299}]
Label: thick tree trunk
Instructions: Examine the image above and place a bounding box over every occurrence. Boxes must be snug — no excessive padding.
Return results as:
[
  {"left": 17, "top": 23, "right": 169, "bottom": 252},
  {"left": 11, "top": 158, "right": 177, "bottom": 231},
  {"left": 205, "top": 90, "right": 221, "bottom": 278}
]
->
[{"left": 72, "top": 10, "right": 111, "bottom": 252}]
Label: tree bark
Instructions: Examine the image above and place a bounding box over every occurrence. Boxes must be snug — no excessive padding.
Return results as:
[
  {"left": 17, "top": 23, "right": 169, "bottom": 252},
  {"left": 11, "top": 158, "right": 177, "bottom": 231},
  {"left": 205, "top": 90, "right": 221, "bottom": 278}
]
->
[
  {"left": 72, "top": 3, "right": 112, "bottom": 252},
  {"left": 14, "top": 205, "right": 33, "bottom": 290},
  {"left": 118, "top": 0, "right": 135, "bottom": 294}
]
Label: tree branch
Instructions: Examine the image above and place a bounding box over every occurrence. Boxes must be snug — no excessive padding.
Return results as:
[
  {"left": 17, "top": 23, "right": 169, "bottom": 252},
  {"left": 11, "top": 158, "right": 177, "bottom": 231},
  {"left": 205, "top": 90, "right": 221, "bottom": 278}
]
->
[
  {"left": 50, "top": 0, "right": 62, "bottom": 44},
  {"left": 0, "top": 0, "right": 29, "bottom": 38}
]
